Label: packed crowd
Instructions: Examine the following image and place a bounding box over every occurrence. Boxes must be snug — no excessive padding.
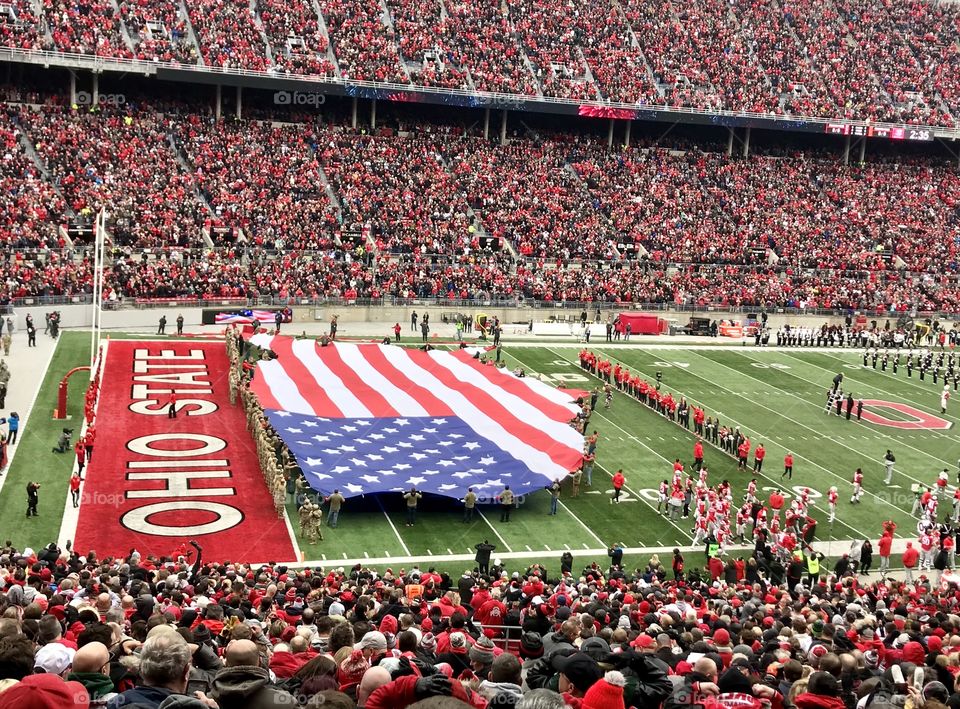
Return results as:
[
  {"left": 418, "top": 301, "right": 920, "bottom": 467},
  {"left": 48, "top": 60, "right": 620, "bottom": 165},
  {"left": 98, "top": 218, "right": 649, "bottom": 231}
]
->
[
  {"left": 0, "top": 100, "right": 959, "bottom": 310},
  {"left": 2, "top": 519, "right": 960, "bottom": 709},
  {"left": 19, "top": 104, "right": 208, "bottom": 248},
  {"left": 7, "top": 0, "right": 960, "bottom": 125},
  {"left": 177, "top": 118, "right": 339, "bottom": 250}
]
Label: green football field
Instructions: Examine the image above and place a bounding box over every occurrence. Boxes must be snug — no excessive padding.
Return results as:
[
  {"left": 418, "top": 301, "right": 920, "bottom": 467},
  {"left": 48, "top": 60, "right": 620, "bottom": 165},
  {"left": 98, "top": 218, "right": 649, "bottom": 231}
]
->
[
  {"left": 288, "top": 341, "right": 958, "bottom": 569},
  {"left": 4, "top": 335, "right": 956, "bottom": 574}
]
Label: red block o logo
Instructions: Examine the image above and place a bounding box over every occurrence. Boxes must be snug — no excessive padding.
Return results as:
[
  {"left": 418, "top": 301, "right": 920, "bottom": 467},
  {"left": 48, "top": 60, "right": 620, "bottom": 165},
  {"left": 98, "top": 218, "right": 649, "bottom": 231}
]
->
[{"left": 858, "top": 400, "right": 952, "bottom": 430}]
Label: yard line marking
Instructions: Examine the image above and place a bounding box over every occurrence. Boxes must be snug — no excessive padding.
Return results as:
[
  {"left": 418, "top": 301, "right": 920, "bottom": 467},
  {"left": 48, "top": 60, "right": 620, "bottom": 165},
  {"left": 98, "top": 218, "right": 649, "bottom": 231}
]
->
[
  {"left": 477, "top": 508, "right": 514, "bottom": 553},
  {"left": 767, "top": 351, "right": 959, "bottom": 477},
  {"left": 544, "top": 544, "right": 551, "bottom": 551},
  {"left": 568, "top": 347, "right": 892, "bottom": 540},
  {"left": 386, "top": 552, "right": 391, "bottom": 557},
  {"left": 447, "top": 548, "right": 453, "bottom": 554},
  {"left": 322, "top": 554, "right": 327, "bottom": 561},
  {"left": 364, "top": 551, "right": 369, "bottom": 558},
  {"left": 564, "top": 544, "right": 571, "bottom": 550},
  {"left": 525, "top": 544, "right": 533, "bottom": 551},
  {"left": 559, "top": 499, "right": 607, "bottom": 546},
  {"left": 343, "top": 553, "right": 348, "bottom": 559},
  {"left": 376, "top": 497, "right": 411, "bottom": 556},
  {"left": 679, "top": 350, "right": 918, "bottom": 526},
  {"left": 427, "top": 549, "right": 433, "bottom": 555}
]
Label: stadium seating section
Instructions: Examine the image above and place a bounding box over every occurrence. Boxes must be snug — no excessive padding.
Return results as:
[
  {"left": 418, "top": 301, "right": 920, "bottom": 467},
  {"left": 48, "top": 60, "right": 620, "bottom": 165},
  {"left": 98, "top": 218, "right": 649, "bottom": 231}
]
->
[{"left": 3, "top": 0, "right": 960, "bottom": 126}]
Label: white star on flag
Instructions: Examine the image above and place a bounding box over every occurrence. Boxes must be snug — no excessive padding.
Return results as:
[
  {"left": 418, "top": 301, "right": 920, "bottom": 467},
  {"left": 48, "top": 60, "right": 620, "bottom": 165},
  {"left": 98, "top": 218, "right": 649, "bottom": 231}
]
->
[
  {"left": 313, "top": 435, "right": 330, "bottom": 442},
  {"left": 356, "top": 420, "right": 371, "bottom": 426},
  {"left": 410, "top": 453, "right": 428, "bottom": 460},
  {"left": 288, "top": 428, "right": 302, "bottom": 434},
  {"left": 410, "top": 434, "right": 426, "bottom": 441},
  {"left": 452, "top": 471, "right": 473, "bottom": 479},
  {"left": 439, "top": 484, "right": 458, "bottom": 491},
  {"left": 479, "top": 456, "right": 496, "bottom": 465},
  {"left": 384, "top": 428, "right": 398, "bottom": 434},
  {"left": 369, "top": 434, "right": 384, "bottom": 440},
  {"left": 438, "top": 441, "right": 453, "bottom": 447},
  {"left": 463, "top": 442, "right": 480, "bottom": 450},
  {"left": 366, "top": 453, "right": 383, "bottom": 460},
  {"left": 344, "top": 483, "right": 364, "bottom": 494},
  {"left": 323, "top": 448, "right": 340, "bottom": 455},
  {"left": 360, "top": 475, "right": 380, "bottom": 483},
  {"left": 383, "top": 446, "right": 399, "bottom": 453},
  {"left": 301, "top": 421, "right": 318, "bottom": 427},
  {"left": 424, "top": 449, "right": 440, "bottom": 455},
  {"left": 349, "top": 458, "right": 368, "bottom": 467},
  {"left": 423, "top": 428, "right": 437, "bottom": 434},
  {"left": 395, "top": 463, "right": 412, "bottom": 470},
  {"left": 331, "top": 465, "right": 351, "bottom": 474},
  {"left": 406, "top": 476, "right": 426, "bottom": 485},
  {"left": 437, "top": 460, "right": 455, "bottom": 467},
  {"left": 396, "top": 419, "right": 410, "bottom": 426},
  {"left": 423, "top": 469, "right": 440, "bottom": 476},
  {"left": 339, "top": 445, "right": 356, "bottom": 452},
  {"left": 431, "top": 419, "right": 447, "bottom": 425},
  {"left": 305, "top": 457, "right": 323, "bottom": 467},
  {"left": 272, "top": 411, "right": 291, "bottom": 417},
  {"left": 342, "top": 425, "right": 357, "bottom": 432},
  {"left": 397, "top": 442, "right": 413, "bottom": 448}
]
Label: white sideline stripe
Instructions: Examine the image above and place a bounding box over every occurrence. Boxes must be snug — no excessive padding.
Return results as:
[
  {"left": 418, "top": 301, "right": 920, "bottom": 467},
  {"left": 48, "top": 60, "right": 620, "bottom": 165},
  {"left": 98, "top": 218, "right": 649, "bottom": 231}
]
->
[
  {"left": 279, "top": 537, "right": 918, "bottom": 570},
  {"left": 58, "top": 339, "right": 108, "bottom": 548},
  {"left": 376, "top": 497, "right": 411, "bottom": 556}
]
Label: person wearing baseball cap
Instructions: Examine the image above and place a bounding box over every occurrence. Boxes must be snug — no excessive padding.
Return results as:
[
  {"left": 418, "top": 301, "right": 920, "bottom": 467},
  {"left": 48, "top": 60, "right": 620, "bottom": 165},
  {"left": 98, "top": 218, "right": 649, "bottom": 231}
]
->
[
  {"left": 0, "top": 673, "right": 90, "bottom": 708},
  {"left": 34, "top": 643, "right": 75, "bottom": 678},
  {"left": 554, "top": 652, "right": 603, "bottom": 702}
]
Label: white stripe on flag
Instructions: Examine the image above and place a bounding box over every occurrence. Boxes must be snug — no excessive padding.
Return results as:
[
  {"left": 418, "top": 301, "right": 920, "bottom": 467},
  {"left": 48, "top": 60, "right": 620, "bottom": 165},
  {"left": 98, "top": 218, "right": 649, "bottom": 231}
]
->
[
  {"left": 336, "top": 344, "right": 429, "bottom": 417},
  {"left": 293, "top": 340, "right": 372, "bottom": 418},
  {"left": 430, "top": 351, "right": 584, "bottom": 452},
  {"left": 384, "top": 348, "right": 567, "bottom": 481},
  {"left": 512, "top": 372, "right": 582, "bottom": 412},
  {"left": 249, "top": 333, "right": 275, "bottom": 349},
  {"left": 256, "top": 358, "right": 315, "bottom": 414}
]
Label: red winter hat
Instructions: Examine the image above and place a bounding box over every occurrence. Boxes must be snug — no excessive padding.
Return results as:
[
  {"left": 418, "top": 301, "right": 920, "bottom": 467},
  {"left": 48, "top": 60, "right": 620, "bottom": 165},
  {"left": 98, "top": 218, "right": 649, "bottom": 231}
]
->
[
  {"left": 338, "top": 649, "right": 369, "bottom": 692},
  {"left": 714, "top": 628, "right": 731, "bottom": 646},
  {"left": 928, "top": 636, "right": 943, "bottom": 653},
  {"left": 632, "top": 634, "right": 654, "bottom": 649},
  {"left": 1, "top": 673, "right": 90, "bottom": 707},
  {"left": 421, "top": 618, "right": 433, "bottom": 633},
  {"left": 379, "top": 615, "right": 398, "bottom": 635},
  {"left": 583, "top": 670, "right": 627, "bottom": 709}
]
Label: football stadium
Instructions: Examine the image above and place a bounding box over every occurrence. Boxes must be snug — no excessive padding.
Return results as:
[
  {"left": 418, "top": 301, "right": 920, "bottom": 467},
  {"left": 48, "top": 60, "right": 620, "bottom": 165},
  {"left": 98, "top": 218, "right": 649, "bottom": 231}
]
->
[{"left": 0, "top": 5, "right": 959, "bottom": 706}]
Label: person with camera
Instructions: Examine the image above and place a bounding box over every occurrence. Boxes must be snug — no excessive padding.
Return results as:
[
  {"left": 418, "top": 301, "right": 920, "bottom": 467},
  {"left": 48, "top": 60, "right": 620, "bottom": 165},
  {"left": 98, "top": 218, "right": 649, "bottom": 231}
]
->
[{"left": 26, "top": 480, "right": 40, "bottom": 516}]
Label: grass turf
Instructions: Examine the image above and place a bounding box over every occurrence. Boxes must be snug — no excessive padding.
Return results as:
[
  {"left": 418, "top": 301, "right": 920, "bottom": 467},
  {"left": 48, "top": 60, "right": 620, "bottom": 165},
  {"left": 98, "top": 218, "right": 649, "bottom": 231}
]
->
[
  {"left": 0, "top": 332, "right": 90, "bottom": 548},
  {"left": 6, "top": 336, "right": 955, "bottom": 569}
]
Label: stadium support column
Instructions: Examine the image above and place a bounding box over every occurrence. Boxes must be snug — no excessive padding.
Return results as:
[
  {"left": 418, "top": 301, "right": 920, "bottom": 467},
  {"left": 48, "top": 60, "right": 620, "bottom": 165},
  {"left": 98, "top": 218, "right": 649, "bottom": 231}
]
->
[
  {"left": 352, "top": 97, "right": 358, "bottom": 129},
  {"left": 624, "top": 120, "right": 631, "bottom": 148},
  {"left": 92, "top": 74, "right": 99, "bottom": 106},
  {"left": 371, "top": 99, "right": 377, "bottom": 130},
  {"left": 215, "top": 85, "right": 221, "bottom": 120},
  {"left": 859, "top": 137, "right": 866, "bottom": 163},
  {"left": 69, "top": 72, "right": 76, "bottom": 105},
  {"left": 484, "top": 108, "right": 490, "bottom": 140},
  {"left": 500, "top": 110, "right": 507, "bottom": 145},
  {"left": 607, "top": 119, "right": 614, "bottom": 148},
  {"left": 727, "top": 128, "right": 734, "bottom": 157},
  {"left": 843, "top": 135, "right": 850, "bottom": 166},
  {"left": 743, "top": 127, "right": 751, "bottom": 157},
  {"left": 236, "top": 86, "right": 242, "bottom": 120}
]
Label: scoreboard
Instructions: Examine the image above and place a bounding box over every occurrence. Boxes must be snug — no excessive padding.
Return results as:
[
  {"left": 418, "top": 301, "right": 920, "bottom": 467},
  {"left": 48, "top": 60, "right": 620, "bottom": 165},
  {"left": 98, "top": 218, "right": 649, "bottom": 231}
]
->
[{"left": 824, "top": 123, "right": 933, "bottom": 141}]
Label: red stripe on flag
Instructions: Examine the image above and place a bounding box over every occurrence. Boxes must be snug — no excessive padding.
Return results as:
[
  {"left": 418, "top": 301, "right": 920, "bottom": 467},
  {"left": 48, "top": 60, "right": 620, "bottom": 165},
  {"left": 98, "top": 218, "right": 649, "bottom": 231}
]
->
[
  {"left": 360, "top": 345, "right": 455, "bottom": 417},
  {"left": 449, "top": 350, "right": 578, "bottom": 423},
  {"left": 405, "top": 348, "right": 581, "bottom": 471},
  {"left": 319, "top": 344, "right": 398, "bottom": 418},
  {"left": 270, "top": 337, "right": 344, "bottom": 416}
]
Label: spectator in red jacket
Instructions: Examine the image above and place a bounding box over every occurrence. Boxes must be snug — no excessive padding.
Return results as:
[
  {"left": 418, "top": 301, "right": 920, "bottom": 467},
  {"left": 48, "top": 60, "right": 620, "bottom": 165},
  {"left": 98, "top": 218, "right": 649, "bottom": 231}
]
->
[{"left": 902, "top": 542, "right": 920, "bottom": 583}]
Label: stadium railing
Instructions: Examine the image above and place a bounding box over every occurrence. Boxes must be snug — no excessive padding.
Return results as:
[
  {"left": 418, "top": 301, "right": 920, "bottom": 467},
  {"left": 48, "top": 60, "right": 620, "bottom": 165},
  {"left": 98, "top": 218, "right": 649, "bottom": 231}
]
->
[{"left": 1, "top": 46, "right": 958, "bottom": 136}]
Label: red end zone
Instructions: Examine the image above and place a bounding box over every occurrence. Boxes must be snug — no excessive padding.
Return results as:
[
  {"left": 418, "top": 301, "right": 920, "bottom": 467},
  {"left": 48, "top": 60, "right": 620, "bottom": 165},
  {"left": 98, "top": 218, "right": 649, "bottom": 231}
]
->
[
  {"left": 859, "top": 399, "right": 952, "bottom": 430},
  {"left": 74, "top": 341, "right": 296, "bottom": 563}
]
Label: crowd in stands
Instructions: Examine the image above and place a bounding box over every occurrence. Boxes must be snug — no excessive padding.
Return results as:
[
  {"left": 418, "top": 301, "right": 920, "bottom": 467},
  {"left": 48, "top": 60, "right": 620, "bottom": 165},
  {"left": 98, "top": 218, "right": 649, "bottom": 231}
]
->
[
  {"left": 119, "top": 0, "right": 200, "bottom": 64},
  {"left": 177, "top": 118, "right": 338, "bottom": 250},
  {"left": 257, "top": 0, "right": 336, "bottom": 76},
  {"left": 19, "top": 104, "right": 208, "bottom": 248},
  {"left": 183, "top": 0, "right": 270, "bottom": 70},
  {"left": 8, "top": 0, "right": 960, "bottom": 126},
  {"left": 2, "top": 536, "right": 960, "bottom": 708},
  {"left": 0, "top": 97, "right": 959, "bottom": 312}
]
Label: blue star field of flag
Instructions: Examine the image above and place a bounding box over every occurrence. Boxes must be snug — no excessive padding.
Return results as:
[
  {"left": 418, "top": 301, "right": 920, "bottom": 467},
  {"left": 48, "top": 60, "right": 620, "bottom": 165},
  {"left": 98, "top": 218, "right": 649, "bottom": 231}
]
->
[{"left": 266, "top": 409, "right": 550, "bottom": 498}]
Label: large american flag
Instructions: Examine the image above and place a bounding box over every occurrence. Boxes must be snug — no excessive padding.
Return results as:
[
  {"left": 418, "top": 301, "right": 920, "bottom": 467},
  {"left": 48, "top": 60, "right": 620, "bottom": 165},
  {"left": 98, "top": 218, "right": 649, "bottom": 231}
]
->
[
  {"left": 248, "top": 335, "right": 584, "bottom": 498},
  {"left": 216, "top": 309, "right": 283, "bottom": 324}
]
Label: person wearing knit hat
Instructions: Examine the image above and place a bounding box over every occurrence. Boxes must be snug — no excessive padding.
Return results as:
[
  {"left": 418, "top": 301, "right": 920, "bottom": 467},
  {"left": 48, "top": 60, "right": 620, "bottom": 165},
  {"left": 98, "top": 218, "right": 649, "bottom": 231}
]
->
[
  {"left": 0, "top": 673, "right": 90, "bottom": 708},
  {"left": 338, "top": 649, "right": 370, "bottom": 693},
  {"left": 583, "top": 670, "right": 627, "bottom": 709},
  {"left": 519, "top": 632, "right": 544, "bottom": 660},
  {"left": 469, "top": 635, "right": 496, "bottom": 675}
]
